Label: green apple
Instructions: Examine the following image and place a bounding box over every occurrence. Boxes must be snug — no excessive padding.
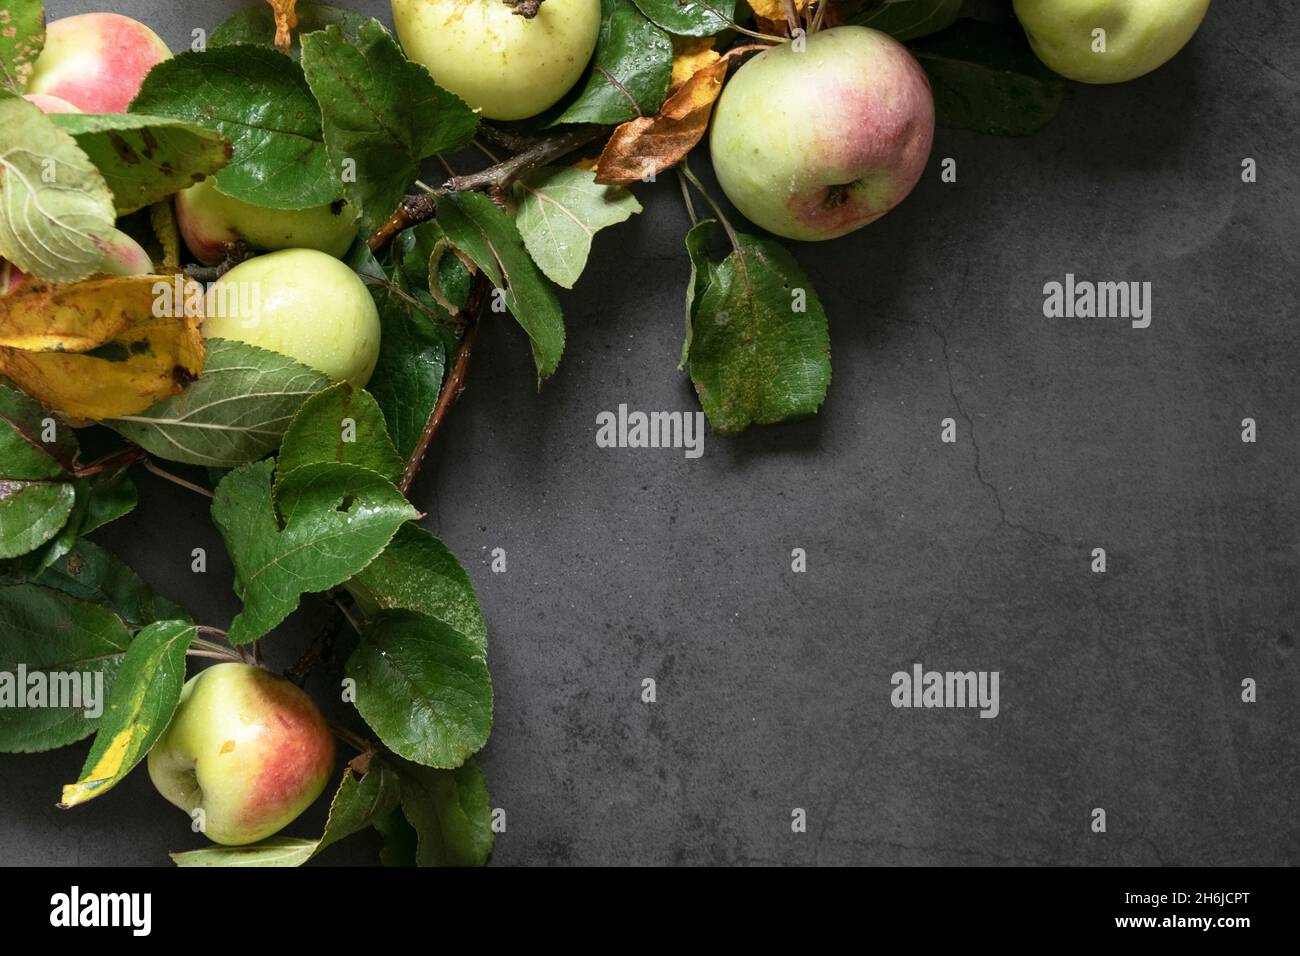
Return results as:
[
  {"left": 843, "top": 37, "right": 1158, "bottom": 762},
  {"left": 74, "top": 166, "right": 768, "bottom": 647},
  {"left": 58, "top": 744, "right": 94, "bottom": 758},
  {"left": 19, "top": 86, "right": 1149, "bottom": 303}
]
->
[
  {"left": 203, "top": 249, "right": 381, "bottom": 387},
  {"left": 710, "top": 26, "right": 935, "bottom": 242},
  {"left": 27, "top": 12, "right": 170, "bottom": 113},
  {"left": 176, "top": 178, "right": 359, "bottom": 267},
  {"left": 392, "top": 0, "right": 601, "bottom": 121},
  {"left": 148, "top": 663, "right": 334, "bottom": 846},
  {"left": 1013, "top": 0, "right": 1212, "bottom": 84}
]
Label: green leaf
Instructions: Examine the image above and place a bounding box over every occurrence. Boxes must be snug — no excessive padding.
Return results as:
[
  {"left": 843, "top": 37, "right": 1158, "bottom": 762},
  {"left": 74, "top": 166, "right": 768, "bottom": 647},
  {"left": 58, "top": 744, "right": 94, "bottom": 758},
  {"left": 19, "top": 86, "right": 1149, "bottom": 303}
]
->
[
  {"left": 0, "top": 583, "right": 132, "bottom": 753},
  {"left": 25, "top": 539, "right": 190, "bottom": 629},
  {"left": 18, "top": 469, "right": 137, "bottom": 572},
  {"left": 679, "top": 217, "right": 719, "bottom": 369},
  {"left": 350, "top": 240, "right": 452, "bottom": 463},
  {"left": 130, "top": 46, "right": 340, "bottom": 210},
  {"left": 514, "top": 166, "right": 642, "bottom": 290},
  {"left": 910, "top": 18, "right": 1066, "bottom": 136},
  {"left": 210, "top": 2, "right": 369, "bottom": 57},
  {"left": 392, "top": 756, "right": 494, "bottom": 866},
  {"left": 276, "top": 383, "right": 404, "bottom": 488},
  {"left": 0, "top": 379, "right": 77, "bottom": 480},
  {"left": 0, "top": 480, "right": 75, "bottom": 559},
  {"left": 51, "top": 113, "right": 232, "bottom": 215},
  {"left": 437, "top": 191, "right": 565, "bottom": 385},
  {"left": 682, "top": 222, "right": 831, "bottom": 434},
  {"left": 169, "top": 762, "right": 401, "bottom": 867},
  {"left": 631, "top": 0, "right": 735, "bottom": 37},
  {"left": 347, "top": 609, "right": 491, "bottom": 769},
  {"left": 0, "top": 0, "right": 44, "bottom": 94},
  {"left": 553, "top": 0, "right": 672, "bottom": 125},
  {"left": 59, "top": 620, "right": 196, "bottom": 807},
  {"left": 314, "top": 761, "right": 402, "bottom": 858},
  {"left": 374, "top": 806, "right": 419, "bottom": 866},
  {"left": 850, "top": 0, "right": 961, "bottom": 42},
  {"left": 212, "top": 460, "right": 417, "bottom": 645},
  {"left": 301, "top": 22, "right": 478, "bottom": 234},
  {"left": 111, "top": 339, "right": 331, "bottom": 468},
  {"left": 170, "top": 838, "right": 320, "bottom": 867},
  {"left": 394, "top": 223, "right": 471, "bottom": 309},
  {"left": 347, "top": 524, "right": 486, "bottom": 654},
  {"left": 0, "top": 96, "right": 117, "bottom": 282}
]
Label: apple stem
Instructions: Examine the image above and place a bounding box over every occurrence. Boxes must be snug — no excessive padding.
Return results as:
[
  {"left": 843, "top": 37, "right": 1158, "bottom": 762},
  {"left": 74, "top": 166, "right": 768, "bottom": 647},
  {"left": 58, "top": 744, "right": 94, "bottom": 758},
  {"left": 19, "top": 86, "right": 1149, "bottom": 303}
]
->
[
  {"left": 328, "top": 721, "right": 374, "bottom": 755},
  {"left": 676, "top": 169, "right": 700, "bottom": 226},
  {"left": 183, "top": 241, "right": 252, "bottom": 283},
  {"left": 680, "top": 161, "right": 742, "bottom": 256}
]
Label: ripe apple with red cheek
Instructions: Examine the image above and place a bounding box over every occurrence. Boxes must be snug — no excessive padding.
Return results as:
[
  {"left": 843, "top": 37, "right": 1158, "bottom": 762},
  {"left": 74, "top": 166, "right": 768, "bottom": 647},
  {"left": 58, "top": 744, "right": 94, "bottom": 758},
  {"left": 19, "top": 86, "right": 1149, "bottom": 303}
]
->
[
  {"left": 709, "top": 26, "right": 935, "bottom": 242},
  {"left": 27, "top": 12, "right": 171, "bottom": 113},
  {"left": 147, "top": 663, "right": 335, "bottom": 846}
]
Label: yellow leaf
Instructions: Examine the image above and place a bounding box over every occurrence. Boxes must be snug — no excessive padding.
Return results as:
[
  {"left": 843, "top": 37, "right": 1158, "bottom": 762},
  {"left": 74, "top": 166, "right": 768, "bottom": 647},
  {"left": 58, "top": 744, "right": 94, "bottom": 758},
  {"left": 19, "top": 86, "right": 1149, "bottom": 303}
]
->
[
  {"left": 0, "top": 275, "right": 205, "bottom": 420},
  {"left": 749, "top": 0, "right": 811, "bottom": 23},
  {"left": 671, "top": 36, "right": 719, "bottom": 93},
  {"left": 60, "top": 727, "right": 134, "bottom": 808}
]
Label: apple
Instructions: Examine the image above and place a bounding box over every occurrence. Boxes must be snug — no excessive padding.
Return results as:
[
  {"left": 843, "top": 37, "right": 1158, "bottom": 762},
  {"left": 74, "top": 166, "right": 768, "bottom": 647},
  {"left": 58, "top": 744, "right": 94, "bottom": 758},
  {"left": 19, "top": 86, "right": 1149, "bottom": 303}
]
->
[
  {"left": 26, "top": 13, "right": 171, "bottom": 114},
  {"left": 176, "top": 178, "right": 360, "bottom": 267},
  {"left": 95, "top": 228, "right": 154, "bottom": 276},
  {"left": 22, "top": 92, "right": 80, "bottom": 114},
  {"left": 392, "top": 0, "right": 601, "bottom": 121},
  {"left": 709, "top": 26, "right": 935, "bottom": 242},
  {"left": 1013, "top": 0, "right": 1212, "bottom": 84},
  {"left": 147, "top": 663, "right": 334, "bottom": 846},
  {"left": 0, "top": 93, "right": 86, "bottom": 295},
  {"left": 203, "top": 249, "right": 381, "bottom": 387}
]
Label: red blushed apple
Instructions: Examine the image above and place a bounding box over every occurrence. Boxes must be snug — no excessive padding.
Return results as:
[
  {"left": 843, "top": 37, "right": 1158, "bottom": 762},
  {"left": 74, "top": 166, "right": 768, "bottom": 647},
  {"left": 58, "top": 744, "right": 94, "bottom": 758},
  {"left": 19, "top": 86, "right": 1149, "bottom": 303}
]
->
[
  {"left": 709, "top": 26, "right": 935, "bottom": 242},
  {"left": 26, "top": 13, "right": 171, "bottom": 114},
  {"left": 21, "top": 92, "right": 80, "bottom": 113},
  {"left": 147, "top": 663, "right": 335, "bottom": 846}
]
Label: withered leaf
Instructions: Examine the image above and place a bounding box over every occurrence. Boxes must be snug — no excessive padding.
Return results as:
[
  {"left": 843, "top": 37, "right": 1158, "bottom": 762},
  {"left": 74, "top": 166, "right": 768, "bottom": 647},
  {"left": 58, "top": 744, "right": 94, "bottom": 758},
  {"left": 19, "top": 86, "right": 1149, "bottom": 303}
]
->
[
  {"left": 266, "top": 0, "right": 300, "bottom": 53},
  {"left": 594, "top": 55, "right": 731, "bottom": 186},
  {"left": 0, "top": 276, "right": 205, "bottom": 420}
]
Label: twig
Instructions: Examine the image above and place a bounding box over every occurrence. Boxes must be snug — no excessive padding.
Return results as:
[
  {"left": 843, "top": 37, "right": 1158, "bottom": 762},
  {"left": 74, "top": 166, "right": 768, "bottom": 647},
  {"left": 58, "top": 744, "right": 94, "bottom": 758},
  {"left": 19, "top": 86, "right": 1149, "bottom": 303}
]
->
[
  {"left": 367, "top": 125, "right": 608, "bottom": 253},
  {"left": 477, "top": 124, "right": 543, "bottom": 155},
  {"left": 359, "top": 272, "right": 461, "bottom": 330},
  {"left": 143, "top": 458, "right": 214, "bottom": 498},
  {"left": 399, "top": 275, "right": 490, "bottom": 494},
  {"left": 286, "top": 604, "right": 342, "bottom": 685}
]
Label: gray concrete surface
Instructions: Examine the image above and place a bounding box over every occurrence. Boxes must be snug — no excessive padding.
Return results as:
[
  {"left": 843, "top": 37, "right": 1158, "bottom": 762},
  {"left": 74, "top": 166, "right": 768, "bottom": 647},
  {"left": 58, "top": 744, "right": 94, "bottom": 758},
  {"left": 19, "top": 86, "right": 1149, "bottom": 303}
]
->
[{"left": 1, "top": 0, "right": 1296, "bottom": 866}]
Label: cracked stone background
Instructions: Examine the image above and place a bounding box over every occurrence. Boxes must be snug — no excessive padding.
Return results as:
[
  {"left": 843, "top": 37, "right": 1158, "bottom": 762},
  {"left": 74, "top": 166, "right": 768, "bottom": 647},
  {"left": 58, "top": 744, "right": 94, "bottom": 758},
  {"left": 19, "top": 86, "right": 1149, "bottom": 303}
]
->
[{"left": 2, "top": 0, "right": 1297, "bottom": 867}]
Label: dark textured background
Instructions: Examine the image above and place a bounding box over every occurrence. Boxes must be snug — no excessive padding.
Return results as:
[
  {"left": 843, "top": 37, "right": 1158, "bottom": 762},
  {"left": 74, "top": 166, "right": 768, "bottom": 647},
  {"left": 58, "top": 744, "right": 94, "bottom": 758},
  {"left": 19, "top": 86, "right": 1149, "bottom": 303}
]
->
[{"left": 2, "top": 0, "right": 1296, "bottom": 866}]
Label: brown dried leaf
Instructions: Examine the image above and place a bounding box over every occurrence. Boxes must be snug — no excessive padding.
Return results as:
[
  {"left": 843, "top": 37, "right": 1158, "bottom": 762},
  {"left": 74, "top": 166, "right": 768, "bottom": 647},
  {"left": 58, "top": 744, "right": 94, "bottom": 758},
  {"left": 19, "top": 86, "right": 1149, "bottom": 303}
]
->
[
  {"left": 594, "top": 57, "right": 730, "bottom": 186},
  {"left": 0, "top": 276, "right": 205, "bottom": 420},
  {"left": 265, "top": 0, "right": 300, "bottom": 53}
]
